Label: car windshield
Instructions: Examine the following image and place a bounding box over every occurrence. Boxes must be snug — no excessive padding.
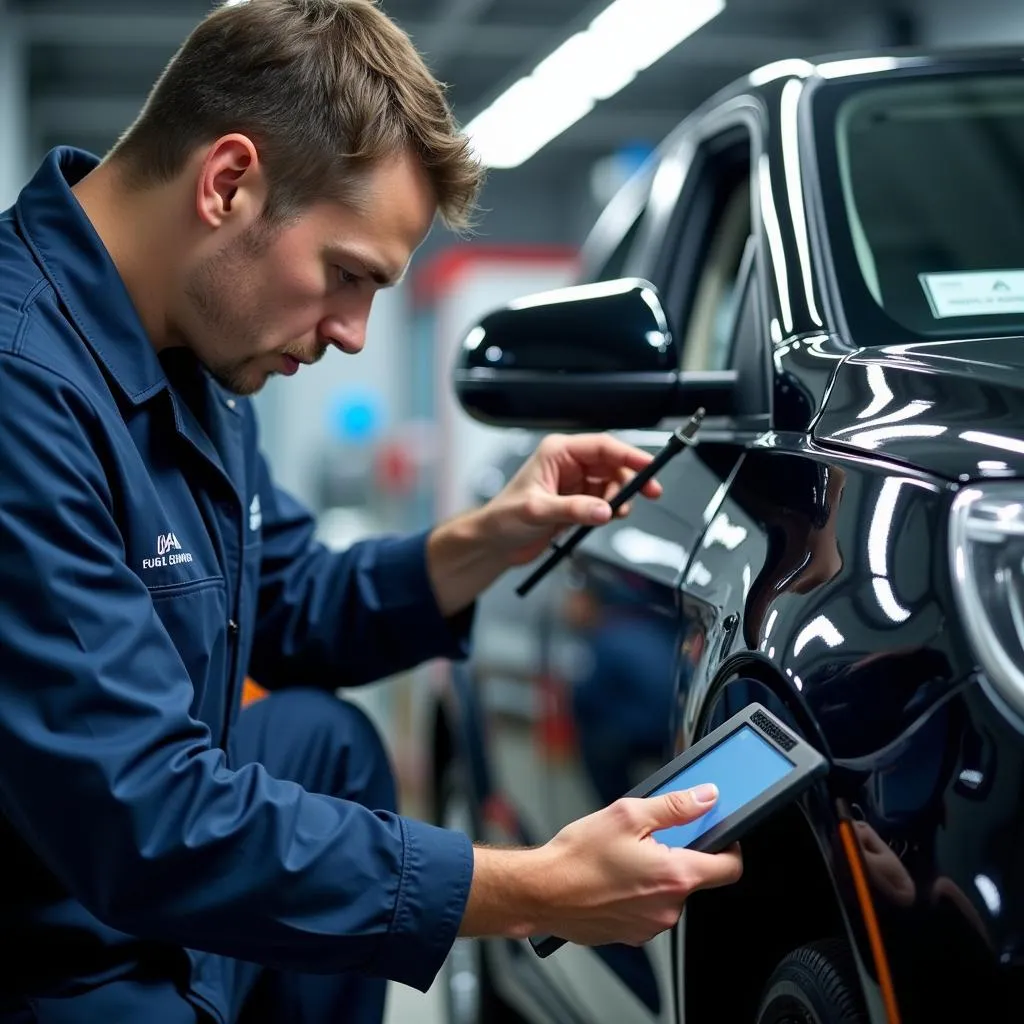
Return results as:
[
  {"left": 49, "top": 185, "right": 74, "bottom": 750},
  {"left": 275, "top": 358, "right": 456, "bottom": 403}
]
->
[{"left": 816, "top": 71, "right": 1024, "bottom": 342}]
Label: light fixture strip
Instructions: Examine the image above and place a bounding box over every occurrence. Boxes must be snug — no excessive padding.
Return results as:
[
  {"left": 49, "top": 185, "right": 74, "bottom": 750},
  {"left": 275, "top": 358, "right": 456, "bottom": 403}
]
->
[{"left": 465, "top": 0, "right": 726, "bottom": 169}]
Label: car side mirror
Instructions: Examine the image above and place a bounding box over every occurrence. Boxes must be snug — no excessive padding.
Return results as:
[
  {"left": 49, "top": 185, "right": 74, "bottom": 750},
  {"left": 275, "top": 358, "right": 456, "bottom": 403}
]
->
[{"left": 453, "top": 278, "right": 736, "bottom": 429}]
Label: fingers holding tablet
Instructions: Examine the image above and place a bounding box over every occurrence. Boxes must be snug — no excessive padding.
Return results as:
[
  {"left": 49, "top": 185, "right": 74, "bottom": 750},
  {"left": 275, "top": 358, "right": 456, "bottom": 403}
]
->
[{"left": 529, "top": 703, "right": 827, "bottom": 957}]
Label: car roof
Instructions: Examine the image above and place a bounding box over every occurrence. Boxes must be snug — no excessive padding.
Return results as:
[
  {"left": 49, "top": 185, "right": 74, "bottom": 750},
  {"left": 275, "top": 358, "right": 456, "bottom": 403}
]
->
[
  {"left": 702, "top": 44, "right": 1024, "bottom": 119},
  {"left": 578, "top": 44, "right": 1024, "bottom": 276}
]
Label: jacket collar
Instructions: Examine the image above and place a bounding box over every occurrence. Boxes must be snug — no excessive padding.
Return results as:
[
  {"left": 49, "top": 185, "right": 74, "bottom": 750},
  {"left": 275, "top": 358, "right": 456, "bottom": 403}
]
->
[{"left": 15, "top": 147, "right": 168, "bottom": 405}]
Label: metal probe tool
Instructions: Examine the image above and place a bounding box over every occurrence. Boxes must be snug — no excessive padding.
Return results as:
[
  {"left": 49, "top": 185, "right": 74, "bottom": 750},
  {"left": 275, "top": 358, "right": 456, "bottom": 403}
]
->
[{"left": 515, "top": 408, "right": 705, "bottom": 599}]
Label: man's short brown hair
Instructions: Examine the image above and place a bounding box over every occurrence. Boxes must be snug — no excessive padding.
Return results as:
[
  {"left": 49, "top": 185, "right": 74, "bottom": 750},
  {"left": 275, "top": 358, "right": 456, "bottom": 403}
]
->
[{"left": 111, "top": 0, "right": 483, "bottom": 231}]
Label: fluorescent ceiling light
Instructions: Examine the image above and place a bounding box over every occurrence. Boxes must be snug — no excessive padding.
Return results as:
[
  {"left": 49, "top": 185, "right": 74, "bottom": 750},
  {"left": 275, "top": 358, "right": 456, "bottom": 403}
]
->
[{"left": 465, "top": 0, "right": 726, "bottom": 169}]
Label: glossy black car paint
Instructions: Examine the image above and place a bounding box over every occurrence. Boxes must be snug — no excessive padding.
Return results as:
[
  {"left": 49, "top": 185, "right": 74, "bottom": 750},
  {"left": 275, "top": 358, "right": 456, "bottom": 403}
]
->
[{"left": 427, "top": 49, "right": 1024, "bottom": 1024}]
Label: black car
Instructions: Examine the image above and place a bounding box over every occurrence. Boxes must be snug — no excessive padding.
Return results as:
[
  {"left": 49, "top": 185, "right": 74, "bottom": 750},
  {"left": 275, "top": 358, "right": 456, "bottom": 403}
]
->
[{"left": 426, "top": 48, "right": 1024, "bottom": 1024}]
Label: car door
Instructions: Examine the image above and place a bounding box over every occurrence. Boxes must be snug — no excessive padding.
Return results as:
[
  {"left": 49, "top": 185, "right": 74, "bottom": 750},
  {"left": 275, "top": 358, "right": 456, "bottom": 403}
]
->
[{"left": 524, "top": 111, "right": 765, "bottom": 1024}]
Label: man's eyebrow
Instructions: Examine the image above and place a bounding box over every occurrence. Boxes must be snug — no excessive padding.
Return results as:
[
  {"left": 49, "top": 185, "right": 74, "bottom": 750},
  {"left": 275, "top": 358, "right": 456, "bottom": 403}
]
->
[{"left": 328, "top": 246, "right": 406, "bottom": 288}]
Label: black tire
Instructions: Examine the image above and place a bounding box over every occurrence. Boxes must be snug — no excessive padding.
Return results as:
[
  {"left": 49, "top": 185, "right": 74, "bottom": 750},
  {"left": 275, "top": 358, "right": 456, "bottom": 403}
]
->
[
  {"left": 755, "top": 939, "right": 868, "bottom": 1024},
  {"left": 437, "top": 761, "right": 526, "bottom": 1024}
]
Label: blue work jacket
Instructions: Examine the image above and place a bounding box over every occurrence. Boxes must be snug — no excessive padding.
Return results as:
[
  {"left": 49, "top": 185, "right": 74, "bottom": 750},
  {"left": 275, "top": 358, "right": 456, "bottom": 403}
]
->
[{"left": 0, "top": 149, "right": 475, "bottom": 1021}]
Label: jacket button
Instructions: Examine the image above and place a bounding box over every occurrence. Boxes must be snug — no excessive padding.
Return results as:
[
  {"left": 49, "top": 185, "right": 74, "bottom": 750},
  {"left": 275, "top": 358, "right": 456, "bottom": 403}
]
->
[{"left": 227, "top": 619, "right": 239, "bottom": 635}]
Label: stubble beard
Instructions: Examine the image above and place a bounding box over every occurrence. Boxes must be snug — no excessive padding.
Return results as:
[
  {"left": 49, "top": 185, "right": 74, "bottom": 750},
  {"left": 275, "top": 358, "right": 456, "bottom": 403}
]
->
[{"left": 182, "top": 223, "right": 276, "bottom": 396}]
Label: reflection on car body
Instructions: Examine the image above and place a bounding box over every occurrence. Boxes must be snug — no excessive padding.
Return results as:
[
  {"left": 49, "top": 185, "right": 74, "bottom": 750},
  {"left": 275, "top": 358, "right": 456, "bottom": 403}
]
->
[{"left": 427, "top": 48, "right": 1024, "bottom": 1024}]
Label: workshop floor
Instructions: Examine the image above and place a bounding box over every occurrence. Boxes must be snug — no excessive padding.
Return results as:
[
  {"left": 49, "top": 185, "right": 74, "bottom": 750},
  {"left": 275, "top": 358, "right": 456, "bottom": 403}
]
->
[{"left": 385, "top": 978, "right": 443, "bottom": 1023}]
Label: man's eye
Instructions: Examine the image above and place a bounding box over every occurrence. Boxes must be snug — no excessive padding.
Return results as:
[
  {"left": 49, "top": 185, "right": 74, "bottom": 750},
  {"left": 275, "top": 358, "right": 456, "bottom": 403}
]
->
[{"left": 338, "top": 268, "right": 361, "bottom": 286}]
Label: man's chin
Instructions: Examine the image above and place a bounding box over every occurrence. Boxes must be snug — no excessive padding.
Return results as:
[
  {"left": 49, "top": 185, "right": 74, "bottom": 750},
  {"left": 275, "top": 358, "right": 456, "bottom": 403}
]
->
[{"left": 209, "top": 365, "right": 268, "bottom": 397}]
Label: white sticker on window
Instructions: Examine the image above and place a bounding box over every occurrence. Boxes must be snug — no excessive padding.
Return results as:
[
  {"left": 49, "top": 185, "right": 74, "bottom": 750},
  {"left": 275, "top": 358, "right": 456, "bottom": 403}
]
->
[{"left": 919, "top": 270, "right": 1024, "bottom": 319}]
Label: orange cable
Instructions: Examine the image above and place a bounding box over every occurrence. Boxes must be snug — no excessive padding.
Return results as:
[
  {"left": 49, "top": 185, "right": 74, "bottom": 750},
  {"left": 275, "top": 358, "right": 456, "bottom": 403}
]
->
[{"left": 838, "top": 818, "right": 902, "bottom": 1024}]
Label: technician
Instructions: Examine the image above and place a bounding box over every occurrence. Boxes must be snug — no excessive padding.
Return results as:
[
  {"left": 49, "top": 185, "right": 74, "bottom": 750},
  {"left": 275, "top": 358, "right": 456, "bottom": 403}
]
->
[{"left": 0, "top": 1, "right": 742, "bottom": 1022}]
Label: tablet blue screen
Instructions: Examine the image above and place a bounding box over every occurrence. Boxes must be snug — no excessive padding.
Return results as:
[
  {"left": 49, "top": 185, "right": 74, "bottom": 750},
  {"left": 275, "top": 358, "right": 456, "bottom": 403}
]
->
[{"left": 649, "top": 725, "right": 793, "bottom": 849}]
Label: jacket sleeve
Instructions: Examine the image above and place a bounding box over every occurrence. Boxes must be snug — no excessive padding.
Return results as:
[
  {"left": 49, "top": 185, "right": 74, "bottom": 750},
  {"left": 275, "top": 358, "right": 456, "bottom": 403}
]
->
[
  {"left": 0, "top": 354, "right": 472, "bottom": 989},
  {"left": 248, "top": 443, "right": 475, "bottom": 691}
]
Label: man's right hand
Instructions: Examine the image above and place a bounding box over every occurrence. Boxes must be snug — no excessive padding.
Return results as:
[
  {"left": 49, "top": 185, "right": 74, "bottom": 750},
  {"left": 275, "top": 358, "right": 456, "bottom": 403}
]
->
[{"left": 459, "top": 784, "right": 743, "bottom": 946}]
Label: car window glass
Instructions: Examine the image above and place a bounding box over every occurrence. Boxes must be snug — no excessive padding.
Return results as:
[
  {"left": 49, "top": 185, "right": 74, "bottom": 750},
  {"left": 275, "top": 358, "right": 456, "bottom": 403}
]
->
[
  {"left": 660, "top": 129, "right": 753, "bottom": 372},
  {"left": 577, "top": 154, "right": 658, "bottom": 284},
  {"left": 824, "top": 73, "right": 1024, "bottom": 340},
  {"left": 681, "top": 176, "right": 752, "bottom": 372}
]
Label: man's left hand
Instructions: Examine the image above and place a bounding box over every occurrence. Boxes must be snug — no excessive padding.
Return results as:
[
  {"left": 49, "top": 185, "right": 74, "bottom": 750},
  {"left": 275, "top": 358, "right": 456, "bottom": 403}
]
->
[
  {"left": 479, "top": 432, "right": 663, "bottom": 566},
  {"left": 427, "top": 433, "right": 663, "bottom": 618}
]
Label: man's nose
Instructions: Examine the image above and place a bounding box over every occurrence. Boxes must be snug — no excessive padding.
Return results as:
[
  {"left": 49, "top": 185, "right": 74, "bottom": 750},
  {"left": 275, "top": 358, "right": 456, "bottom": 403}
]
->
[{"left": 320, "top": 315, "right": 366, "bottom": 355}]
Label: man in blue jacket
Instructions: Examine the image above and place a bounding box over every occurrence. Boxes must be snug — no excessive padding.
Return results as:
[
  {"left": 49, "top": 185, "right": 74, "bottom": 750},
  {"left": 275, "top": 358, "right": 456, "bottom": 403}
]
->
[{"left": 0, "top": 2, "right": 742, "bottom": 1021}]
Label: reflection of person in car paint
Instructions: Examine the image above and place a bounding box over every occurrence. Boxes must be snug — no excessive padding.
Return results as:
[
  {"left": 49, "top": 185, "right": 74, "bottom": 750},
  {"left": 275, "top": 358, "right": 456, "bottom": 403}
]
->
[
  {"left": 852, "top": 818, "right": 917, "bottom": 908},
  {"left": 850, "top": 816, "right": 994, "bottom": 951},
  {"left": 711, "top": 462, "right": 847, "bottom": 728},
  {"left": 743, "top": 462, "right": 847, "bottom": 649},
  {"left": 848, "top": 809, "right": 1005, "bottom": 1020}
]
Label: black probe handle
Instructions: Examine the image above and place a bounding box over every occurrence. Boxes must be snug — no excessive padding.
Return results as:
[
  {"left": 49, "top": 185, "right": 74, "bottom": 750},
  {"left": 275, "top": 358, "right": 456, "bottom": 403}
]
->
[
  {"left": 515, "top": 410, "right": 704, "bottom": 598},
  {"left": 513, "top": 522, "right": 596, "bottom": 598}
]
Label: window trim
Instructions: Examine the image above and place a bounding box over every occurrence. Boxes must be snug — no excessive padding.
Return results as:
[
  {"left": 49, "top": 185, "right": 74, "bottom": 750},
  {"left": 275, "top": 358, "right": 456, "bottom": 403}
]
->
[
  {"left": 642, "top": 96, "right": 764, "bottom": 284},
  {"left": 577, "top": 157, "right": 658, "bottom": 283}
]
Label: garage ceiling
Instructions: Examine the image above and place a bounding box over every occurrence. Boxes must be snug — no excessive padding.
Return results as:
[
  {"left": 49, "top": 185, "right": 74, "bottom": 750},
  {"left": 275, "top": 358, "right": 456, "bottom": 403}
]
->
[{"left": 11, "top": 0, "right": 845, "bottom": 176}]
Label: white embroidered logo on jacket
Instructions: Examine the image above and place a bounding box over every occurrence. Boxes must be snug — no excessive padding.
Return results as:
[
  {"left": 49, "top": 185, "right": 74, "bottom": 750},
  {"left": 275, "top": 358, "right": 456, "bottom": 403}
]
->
[{"left": 143, "top": 532, "right": 193, "bottom": 570}]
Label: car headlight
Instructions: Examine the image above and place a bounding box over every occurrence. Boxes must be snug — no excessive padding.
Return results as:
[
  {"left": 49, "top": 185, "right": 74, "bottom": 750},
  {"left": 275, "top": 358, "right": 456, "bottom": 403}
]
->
[{"left": 950, "top": 483, "right": 1024, "bottom": 717}]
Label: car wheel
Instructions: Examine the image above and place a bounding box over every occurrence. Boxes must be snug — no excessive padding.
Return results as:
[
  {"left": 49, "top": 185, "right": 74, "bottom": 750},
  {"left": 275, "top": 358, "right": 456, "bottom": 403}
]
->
[
  {"left": 755, "top": 939, "right": 867, "bottom": 1024},
  {"left": 438, "top": 761, "right": 525, "bottom": 1024}
]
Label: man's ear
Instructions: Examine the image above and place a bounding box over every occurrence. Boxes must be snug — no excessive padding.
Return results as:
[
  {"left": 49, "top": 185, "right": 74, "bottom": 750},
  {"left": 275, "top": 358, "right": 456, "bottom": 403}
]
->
[{"left": 195, "top": 135, "right": 268, "bottom": 229}]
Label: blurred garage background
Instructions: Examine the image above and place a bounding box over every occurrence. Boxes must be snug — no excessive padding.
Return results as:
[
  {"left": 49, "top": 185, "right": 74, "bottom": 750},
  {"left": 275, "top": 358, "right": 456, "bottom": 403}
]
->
[{"left": 0, "top": 0, "right": 1021, "bottom": 1018}]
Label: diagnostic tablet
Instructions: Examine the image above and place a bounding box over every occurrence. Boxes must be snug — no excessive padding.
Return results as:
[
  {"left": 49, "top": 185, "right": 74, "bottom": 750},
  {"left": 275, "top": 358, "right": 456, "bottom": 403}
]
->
[
  {"left": 633, "top": 701, "right": 827, "bottom": 852},
  {"left": 530, "top": 702, "right": 828, "bottom": 957}
]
